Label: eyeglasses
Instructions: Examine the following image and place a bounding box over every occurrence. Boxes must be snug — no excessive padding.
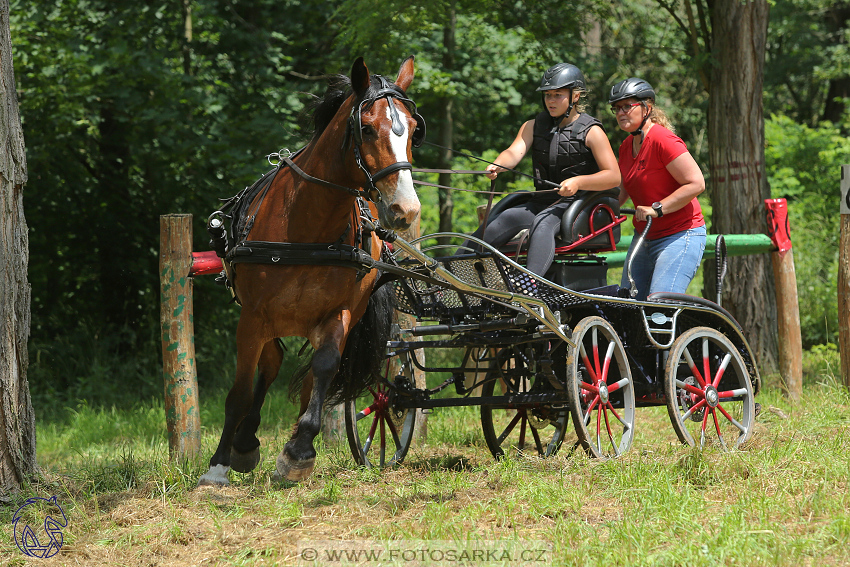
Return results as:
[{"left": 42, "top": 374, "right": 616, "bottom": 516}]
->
[{"left": 610, "top": 102, "right": 642, "bottom": 115}]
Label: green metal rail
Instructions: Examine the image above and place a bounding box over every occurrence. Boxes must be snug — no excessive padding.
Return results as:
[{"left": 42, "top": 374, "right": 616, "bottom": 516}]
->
[{"left": 600, "top": 233, "right": 776, "bottom": 267}]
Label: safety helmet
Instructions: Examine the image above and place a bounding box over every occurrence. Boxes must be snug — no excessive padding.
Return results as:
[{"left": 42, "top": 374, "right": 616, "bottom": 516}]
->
[
  {"left": 537, "top": 63, "right": 586, "bottom": 92},
  {"left": 608, "top": 77, "right": 655, "bottom": 104}
]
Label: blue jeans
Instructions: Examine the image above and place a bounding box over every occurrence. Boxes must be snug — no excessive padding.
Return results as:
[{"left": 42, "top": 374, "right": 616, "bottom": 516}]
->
[{"left": 620, "top": 225, "right": 707, "bottom": 301}]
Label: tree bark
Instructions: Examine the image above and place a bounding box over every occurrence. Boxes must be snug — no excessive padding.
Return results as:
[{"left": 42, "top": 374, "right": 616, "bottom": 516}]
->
[
  {"left": 821, "top": 4, "right": 850, "bottom": 124},
  {"left": 705, "top": 0, "right": 778, "bottom": 373},
  {"left": 182, "top": 0, "right": 193, "bottom": 76},
  {"left": 0, "top": 0, "right": 37, "bottom": 492}
]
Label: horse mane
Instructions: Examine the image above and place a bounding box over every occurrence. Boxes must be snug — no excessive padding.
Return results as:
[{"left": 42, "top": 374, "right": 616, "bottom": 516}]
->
[{"left": 305, "top": 73, "right": 409, "bottom": 142}]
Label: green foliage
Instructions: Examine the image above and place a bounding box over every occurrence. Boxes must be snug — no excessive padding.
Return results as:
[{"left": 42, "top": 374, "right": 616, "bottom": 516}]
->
[
  {"left": 765, "top": 0, "right": 850, "bottom": 125},
  {"left": 764, "top": 114, "right": 849, "bottom": 345},
  {"left": 8, "top": 0, "right": 849, "bottom": 405}
]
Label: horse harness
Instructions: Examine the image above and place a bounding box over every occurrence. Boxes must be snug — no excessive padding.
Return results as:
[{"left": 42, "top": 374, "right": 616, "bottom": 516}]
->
[{"left": 206, "top": 81, "right": 431, "bottom": 303}]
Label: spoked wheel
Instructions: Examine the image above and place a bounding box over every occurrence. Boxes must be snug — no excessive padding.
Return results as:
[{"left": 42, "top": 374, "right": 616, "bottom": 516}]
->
[
  {"left": 664, "top": 327, "right": 755, "bottom": 450},
  {"left": 566, "top": 316, "right": 635, "bottom": 459},
  {"left": 480, "top": 345, "right": 569, "bottom": 459},
  {"left": 344, "top": 343, "right": 417, "bottom": 468}
]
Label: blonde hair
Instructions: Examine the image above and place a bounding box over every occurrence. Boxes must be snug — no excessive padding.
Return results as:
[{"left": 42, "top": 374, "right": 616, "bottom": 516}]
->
[
  {"left": 646, "top": 100, "right": 675, "bottom": 133},
  {"left": 575, "top": 89, "right": 588, "bottom": 115}
]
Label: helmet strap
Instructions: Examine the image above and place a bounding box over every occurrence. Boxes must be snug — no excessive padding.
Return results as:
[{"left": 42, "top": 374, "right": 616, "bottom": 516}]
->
[
  {"left": 547, "top": 89, "right": 575, "bottom": 129},
  {"left": 629, "top": 102, "right": 651, "bottom": 141}
]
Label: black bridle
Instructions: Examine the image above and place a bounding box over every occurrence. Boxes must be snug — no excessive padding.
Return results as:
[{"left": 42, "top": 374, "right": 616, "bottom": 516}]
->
[{"left": 345, "top": 75, "right": 426, "bottom": 202}]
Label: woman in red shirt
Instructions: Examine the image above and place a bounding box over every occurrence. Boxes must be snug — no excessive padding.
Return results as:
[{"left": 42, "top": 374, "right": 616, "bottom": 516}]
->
[{"left": 608, "top": 78, "right": 707, "bottom": 300}]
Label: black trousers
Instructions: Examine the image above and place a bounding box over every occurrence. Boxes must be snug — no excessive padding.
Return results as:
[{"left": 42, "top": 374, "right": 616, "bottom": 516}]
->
[{"left": 470, "top": 194, "right": 573, "bottom": 277}]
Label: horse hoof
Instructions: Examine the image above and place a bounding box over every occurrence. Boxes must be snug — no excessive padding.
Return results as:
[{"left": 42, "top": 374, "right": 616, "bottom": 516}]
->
[
  {"left": 230, "top": 447, "right": 261, "bottom": 473},
  {"left": 197, "top": 464, "right": 231, "bottom": 487},
  {"left": 274, "top": 452, "right": 315, "bottom": 482}
]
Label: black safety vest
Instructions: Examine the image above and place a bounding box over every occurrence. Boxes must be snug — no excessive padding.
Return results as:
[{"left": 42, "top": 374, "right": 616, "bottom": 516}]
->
[{"left": 531, "top": 111, "right": 603, "bottom": 192}]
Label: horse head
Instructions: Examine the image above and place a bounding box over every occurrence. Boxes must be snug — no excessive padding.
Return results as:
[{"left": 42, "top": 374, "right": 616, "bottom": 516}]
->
[{"left": 348, "top": 56, "right": 422, "bottom": 231}]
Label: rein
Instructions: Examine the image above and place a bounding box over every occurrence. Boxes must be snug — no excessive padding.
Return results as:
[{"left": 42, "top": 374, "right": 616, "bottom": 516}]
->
[
  {"left": 421, "top": 141, "right": 560, "bottom": 189},
  {"left": 411, "top": 169, "right": 561, "bottom": 196}
]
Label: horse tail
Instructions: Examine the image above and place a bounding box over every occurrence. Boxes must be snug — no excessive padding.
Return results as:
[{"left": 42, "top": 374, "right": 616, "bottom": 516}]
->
[
  {"left": 328, "top": 282, "right": 396, "bottom": 404},
  {"left": 288, "top": 282, "right": 396, "bottom": 405}
]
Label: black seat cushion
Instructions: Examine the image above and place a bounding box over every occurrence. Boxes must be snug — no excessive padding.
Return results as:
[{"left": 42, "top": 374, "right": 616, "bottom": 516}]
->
[
  {"left": 484, "top": 189, "right": 621, "bottom": 255},
  {"left": 559, "top": 188, "right": 620, "bottom": 250}
]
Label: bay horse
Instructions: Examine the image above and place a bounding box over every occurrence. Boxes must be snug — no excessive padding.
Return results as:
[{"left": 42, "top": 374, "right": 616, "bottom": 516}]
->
[{"left": 198, "top": 57, "right": 422, "bottom": 486}]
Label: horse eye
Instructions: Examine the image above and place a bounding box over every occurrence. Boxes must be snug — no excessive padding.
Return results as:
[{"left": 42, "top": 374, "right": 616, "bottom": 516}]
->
[{"left": 360, "top": 125, "right": 375, "bottom": 139}]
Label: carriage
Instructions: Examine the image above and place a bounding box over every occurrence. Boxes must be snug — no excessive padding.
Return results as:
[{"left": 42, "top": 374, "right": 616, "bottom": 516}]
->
[
  {"left": 198, "top": 57, "right": 760, "bottom": 487},
  {"left": 344, "top": 190, "right": 761, "bottom": 466}
]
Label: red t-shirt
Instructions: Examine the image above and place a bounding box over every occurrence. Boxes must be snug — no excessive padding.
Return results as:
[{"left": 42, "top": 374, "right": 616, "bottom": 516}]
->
[{"left": 618, "top": 125, "right": 704, "bottom": 239}]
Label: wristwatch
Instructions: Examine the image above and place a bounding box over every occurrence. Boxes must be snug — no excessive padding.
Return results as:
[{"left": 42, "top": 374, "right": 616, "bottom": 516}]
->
[{"left": 652, "top": 202, "right": 664, "bottom": 217}]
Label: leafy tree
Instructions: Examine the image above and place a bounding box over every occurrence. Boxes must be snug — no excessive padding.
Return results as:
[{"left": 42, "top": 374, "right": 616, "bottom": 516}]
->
[
  {"left": 11, "top": 0, "right": 335, "bottom": 403},
  {"left": 765, "top": 115, "right": 849, "bottom": 345},
  {"left": 335, "top": 0, "right": 611, "bottom": 239},
  {"left": 764, "top": 0, "right": 850, "bottom": 127}
]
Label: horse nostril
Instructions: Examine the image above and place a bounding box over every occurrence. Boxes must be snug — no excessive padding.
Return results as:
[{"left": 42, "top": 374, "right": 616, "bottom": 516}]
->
[{"left": 390, "top": 203, "right": 407, "bottom": 221}]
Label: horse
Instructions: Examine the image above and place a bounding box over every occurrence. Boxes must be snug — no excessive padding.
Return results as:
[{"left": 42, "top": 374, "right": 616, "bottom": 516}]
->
[{"left": 198, "top": 56, "right": 423, "bottom": 486}]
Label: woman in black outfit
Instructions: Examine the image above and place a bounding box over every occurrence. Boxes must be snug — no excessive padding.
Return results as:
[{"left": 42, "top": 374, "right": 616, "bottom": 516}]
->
[{"left": 476, "top": 63, "right": 620, "bottom": 279}]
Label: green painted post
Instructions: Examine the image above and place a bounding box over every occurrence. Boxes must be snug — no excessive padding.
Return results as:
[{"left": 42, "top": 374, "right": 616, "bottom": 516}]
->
[
  {"left": 159, "top": 214, "right": 202, "bottom": 460},
  {"left": 601, "top": 233, "right": 775, "bottom": 267}
]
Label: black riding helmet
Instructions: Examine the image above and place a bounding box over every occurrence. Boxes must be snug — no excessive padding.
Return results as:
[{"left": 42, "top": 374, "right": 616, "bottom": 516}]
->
[
  {"left": 537, "top": 63, "right": 585, "bottom": 124},
  {"left": 608, "top": 77, "right": 655, "bottom": 104},
  {"left": 609, "top": 77, "right": 656, "bottom": 138}
]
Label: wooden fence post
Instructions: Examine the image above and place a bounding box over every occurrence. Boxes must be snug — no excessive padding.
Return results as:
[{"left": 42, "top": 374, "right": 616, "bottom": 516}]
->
[
  {"left": 765, "top": 199, "right": 802, "bottom": 400},
  {"left": 160, "top": 214, "right": 202, "bottom": 460},
  {"left": 839, "top": 165, "right": 850, "bottom": 389}
]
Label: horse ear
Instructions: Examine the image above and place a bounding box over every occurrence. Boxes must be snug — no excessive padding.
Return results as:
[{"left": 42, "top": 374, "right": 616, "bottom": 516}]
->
[
  {"left": 351, "top": 57, "right": 370, "bottom": 98},
  {"left": 395, "top": 55, "right": 415, "bottom": 91}
]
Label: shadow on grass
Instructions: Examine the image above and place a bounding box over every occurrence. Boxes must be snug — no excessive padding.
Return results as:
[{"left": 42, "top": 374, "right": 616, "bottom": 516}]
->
[{"left": 407, "top": 454, "right": 475, "bottom": 472}]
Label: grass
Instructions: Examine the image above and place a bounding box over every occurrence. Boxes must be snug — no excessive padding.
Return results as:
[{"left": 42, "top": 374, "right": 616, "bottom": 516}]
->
[{"left": 1, "top": 358, "right": 848, "bottom": 566}]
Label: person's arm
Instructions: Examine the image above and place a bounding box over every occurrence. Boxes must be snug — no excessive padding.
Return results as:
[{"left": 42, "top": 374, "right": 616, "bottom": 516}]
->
[
  {"left": 485, "top": 120, "right": 534, "bottom": 179},
  {"left": 633, "top": 150, "right": 705, "bottom": 222},
  {"left": 557, "top": 125, "right": 622, "bottom": 197}
]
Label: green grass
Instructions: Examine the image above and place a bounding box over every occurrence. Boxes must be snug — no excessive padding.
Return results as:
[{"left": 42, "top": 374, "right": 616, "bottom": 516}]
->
[{"left": 2, "top": 360, "right": 848, "bottom": 566}]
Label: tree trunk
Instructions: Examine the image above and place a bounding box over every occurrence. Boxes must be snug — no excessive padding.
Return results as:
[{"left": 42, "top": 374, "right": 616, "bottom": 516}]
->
[
  {"left": 436, "top": 6, "right": 456, "bottom": 251},
  {"left": 182, "top": 0, "right": 193, "bottom": 76},
  {"left": 705, "top": 0, "right": 778, "bottom": 373},
  {"left": 0, "top": 0, "right": 37, "bottom": 492},
  {"left": 821, "top": 4, "right": 850, "bottom": 123}
]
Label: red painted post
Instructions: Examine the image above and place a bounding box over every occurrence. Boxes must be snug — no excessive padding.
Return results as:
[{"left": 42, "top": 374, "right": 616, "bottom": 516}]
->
[
  {"left": 159, "top": 214, "right": 202, "bottom": 459},
  {"left": 765, "top": 199, "right": 802, "bottom": 400}
]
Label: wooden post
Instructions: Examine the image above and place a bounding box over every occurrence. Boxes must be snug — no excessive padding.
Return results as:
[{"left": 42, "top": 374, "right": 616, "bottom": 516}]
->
[
  {"left": 765, "top": 199, "right": 803, "bottom": 400},
  {"left": 160, "top": 214, "right": 202, "bottom": 459},
  {"left": 839, "top": 165, "right": 850, "bottom": 389}
]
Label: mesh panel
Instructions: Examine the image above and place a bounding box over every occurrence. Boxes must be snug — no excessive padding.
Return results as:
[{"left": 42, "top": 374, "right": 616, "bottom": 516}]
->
[{"left": 390, "top": 253, "right": 593, "bottom": 319}]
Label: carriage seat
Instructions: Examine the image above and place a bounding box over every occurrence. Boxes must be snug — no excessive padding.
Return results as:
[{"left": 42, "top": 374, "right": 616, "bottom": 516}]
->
[{"left": 486, "top": 188, "right": 622, "bottom": 254}]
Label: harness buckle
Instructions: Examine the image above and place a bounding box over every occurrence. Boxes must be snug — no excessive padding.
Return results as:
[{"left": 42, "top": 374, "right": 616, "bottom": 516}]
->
[{"left": 267, "top": 148, "right": 292, "bottom": 167}]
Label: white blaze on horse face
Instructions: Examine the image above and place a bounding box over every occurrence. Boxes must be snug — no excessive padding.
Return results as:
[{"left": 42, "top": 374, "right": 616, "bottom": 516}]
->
[{"left": 384, "top": 103, "right": 421, "bottom": 222}]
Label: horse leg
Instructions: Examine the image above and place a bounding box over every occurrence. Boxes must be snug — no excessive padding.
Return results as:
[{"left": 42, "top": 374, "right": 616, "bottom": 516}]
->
[
  {"left": 230, "top": 339, "right": 283, "bottom": 473},
  {"left": 275, "top": 321, "right": 347, "bottom": 482},
  {"left": 198, "top": 322, "right": 264, "bottom": 487}
]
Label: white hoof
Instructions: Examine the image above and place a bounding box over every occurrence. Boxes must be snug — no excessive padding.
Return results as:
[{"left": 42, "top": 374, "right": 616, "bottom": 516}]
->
[{"left": 197, "top": 464, "right": 231, "bottom": 487}]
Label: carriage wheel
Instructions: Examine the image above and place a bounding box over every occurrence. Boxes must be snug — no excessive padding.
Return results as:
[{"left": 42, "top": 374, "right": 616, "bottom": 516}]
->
[
  {"left": 664, "top": 327, "right": 755, "bottom": 450},
  {"left": 344, "top": 344, "right": 417, "bottom": 468},
  {"left": 566, "top": 316, "right": 635, "bottom": 459},
  {"left": 480, "top": 346, "right": 569, "bottom": 460}
]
